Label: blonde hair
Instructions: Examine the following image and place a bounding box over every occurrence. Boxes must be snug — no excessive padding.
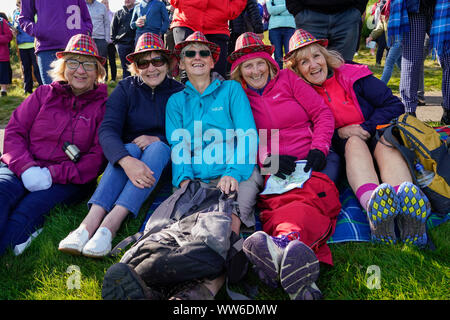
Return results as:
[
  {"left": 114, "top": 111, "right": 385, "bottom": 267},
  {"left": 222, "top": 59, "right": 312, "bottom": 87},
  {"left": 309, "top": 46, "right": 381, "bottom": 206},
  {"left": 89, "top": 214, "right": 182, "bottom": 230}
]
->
[
  {"left": 127, "top": 51, "right": 172, "bottom": 76},
  {"left": 48, "top": 53, "right": 106, "bottom": 83},
  {"left": 285, "top": 43, "right": 344, "bottom": 78},
  {"left": 230, "top": 58, "right": 278, "bottom": 86}
]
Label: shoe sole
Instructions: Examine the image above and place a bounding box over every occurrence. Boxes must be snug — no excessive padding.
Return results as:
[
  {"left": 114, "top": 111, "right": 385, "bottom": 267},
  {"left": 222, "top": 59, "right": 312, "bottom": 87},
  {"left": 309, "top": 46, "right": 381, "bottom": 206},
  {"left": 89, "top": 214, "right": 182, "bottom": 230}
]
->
[
  {"left": 367, "top": 184, "right": 399, "bottom": 244},
  {"left": 279, "top": 240, "right": 320, "bottom": 298},
  {"left": 82, "top": 247, "right": 111, "bottom": 258},
  {"left": 58, "top": 246, "right": 82, "bottom": 256},
  {"left": 243, "top": 231, "right": 282, "bottom": 288},
  {"left": 102, "top": 263, "right": 153, "bottom": 300},
  {"left": 397, "top": 182, "right": 431, "bottom": 246}
]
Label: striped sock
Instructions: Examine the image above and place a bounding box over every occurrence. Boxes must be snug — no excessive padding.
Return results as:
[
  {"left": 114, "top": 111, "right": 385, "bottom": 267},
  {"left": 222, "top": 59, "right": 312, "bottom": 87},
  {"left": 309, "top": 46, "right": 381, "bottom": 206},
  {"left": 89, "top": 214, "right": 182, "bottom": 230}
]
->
[{"left": 355, "top": 183, "right": 378, "bottom": 211}]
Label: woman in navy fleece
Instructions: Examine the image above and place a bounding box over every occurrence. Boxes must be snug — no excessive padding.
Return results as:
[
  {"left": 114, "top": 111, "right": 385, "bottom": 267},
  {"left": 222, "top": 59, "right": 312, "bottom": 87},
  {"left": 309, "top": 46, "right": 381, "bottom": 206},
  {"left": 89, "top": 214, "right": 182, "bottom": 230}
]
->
[{"left": 59, "top": 33, "right": 183, "bottom": 258}]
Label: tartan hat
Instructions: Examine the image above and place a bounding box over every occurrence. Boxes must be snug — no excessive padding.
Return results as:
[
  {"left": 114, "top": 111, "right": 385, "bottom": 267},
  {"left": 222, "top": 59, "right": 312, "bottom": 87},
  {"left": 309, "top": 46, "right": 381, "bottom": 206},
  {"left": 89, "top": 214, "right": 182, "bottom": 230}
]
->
[
  {"left": 283, "top": 29, "right": 328, "bottom": 61},
  {"left": 126, "top": 32, "right": 173, "bottom": 63},
  {"left": 227, "top": 32, "right": 274, "bottom": 64},
  {"left": 56, "top": 34, "right": 106, "bottom": 65},
  {"left": 173, "top": 31, "right": 221, "bottom": 63}
]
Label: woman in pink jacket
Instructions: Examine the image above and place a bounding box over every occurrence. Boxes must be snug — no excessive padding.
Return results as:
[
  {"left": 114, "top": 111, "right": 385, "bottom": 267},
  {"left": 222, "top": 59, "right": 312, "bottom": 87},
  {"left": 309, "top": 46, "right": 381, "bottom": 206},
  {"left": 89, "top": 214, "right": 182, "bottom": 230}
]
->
[
  {"left": 0, "top": 34, "right": 107, "bottom": 256},
  {"left": 229, "top": 33, "right": 341, "bottom": 300}
]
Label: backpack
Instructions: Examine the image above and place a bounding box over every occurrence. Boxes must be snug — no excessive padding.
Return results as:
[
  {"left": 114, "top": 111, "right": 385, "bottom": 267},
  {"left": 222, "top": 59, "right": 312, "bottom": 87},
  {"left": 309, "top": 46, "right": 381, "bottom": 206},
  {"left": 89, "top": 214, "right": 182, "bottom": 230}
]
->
[{"left": 381, "top": 114, "right": 450, "bottom": 214}]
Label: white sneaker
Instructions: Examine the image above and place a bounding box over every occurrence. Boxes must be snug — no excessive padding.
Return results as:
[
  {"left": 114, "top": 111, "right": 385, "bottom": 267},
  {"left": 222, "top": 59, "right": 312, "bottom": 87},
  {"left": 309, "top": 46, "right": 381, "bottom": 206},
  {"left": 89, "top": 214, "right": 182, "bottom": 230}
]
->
[
  {"left": 58, "top": 225, "right": 89, "bottom": 255},
  {"left": 82, "top": 227, "right": 112, "bottom": 258}
]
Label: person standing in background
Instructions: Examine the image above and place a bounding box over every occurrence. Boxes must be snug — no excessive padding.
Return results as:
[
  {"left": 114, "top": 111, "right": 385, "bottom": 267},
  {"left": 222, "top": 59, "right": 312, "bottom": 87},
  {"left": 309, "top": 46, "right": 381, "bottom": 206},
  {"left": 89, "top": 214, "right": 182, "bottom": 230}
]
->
[
  {"left": 266, "top": 0, "right": 296, "bottom": 69},
  {"left": 130, "top": 0, "right": 169, "bottom": 43},
  {"left": 86, "top": 0, "right": 111, "bottom": 81},
  {"left": 12, "top": 0, "right": 43, "bottom": 95},
  {"left": 0, "top": 13, "right": 13, "bottom": 97},
  {"left": 285, "top": 0, "right": 369, "bottom": 61},
  {"left": 101, "top": 0, "right": 117, "bottom": 81},
  {"left": 19, "top": 0, "right": 93, "bottom": 85},
  {"left": 111, "top": 0, "right": 136, "bottom": 79},
  {"left": 170, "top": 0, "right": 247, "bottom": 80}
]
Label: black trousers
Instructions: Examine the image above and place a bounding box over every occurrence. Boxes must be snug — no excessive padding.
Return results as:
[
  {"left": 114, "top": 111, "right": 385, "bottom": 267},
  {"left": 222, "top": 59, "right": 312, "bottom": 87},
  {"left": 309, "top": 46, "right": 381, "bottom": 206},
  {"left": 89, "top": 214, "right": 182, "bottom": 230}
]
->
[{"left": 19, "top": 48, "right": 42, "bottom": 93}]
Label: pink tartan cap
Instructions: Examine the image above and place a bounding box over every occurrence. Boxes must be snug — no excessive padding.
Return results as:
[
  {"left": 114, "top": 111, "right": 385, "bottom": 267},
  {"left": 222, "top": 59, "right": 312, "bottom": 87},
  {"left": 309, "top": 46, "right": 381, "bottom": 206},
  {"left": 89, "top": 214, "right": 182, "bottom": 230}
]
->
[
  {"left": 126, "top": 32, "right": 173, "bottom": 63},
  {"left": 283, "top": 29, "right": 328, "bottom": 61},
  {"left": 173, "top": 31, "right": 221, "bottom": 63},
  {"left": 228, "top": 32, "right": 274, "bottom": 64},
  {"left": 56, "top": 34, "right": 106, "bottom": 64}
]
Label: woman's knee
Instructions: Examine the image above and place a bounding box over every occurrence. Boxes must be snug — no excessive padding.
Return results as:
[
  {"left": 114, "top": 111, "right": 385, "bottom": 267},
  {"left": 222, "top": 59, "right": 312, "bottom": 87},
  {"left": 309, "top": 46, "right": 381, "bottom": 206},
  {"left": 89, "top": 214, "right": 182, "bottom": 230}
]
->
[
  {"left": 141, "top": 141, "right": 171, "bottom": 161},
  {"left": 124, "top": 143, "right": 142, "bottom": 158},
  {"left": 344, "top": 136, "right": 370, "bottom": 157}
]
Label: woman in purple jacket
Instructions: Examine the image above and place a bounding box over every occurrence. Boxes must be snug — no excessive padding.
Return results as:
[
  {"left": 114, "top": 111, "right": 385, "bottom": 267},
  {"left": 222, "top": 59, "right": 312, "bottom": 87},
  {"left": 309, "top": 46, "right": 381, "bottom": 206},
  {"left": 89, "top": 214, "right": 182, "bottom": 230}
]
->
[
  {"left": 0, "top": 34, "right": 107, "bottom": 256},
  {"left": 284, "top": 29, "right": 431, "bottom": 248}
]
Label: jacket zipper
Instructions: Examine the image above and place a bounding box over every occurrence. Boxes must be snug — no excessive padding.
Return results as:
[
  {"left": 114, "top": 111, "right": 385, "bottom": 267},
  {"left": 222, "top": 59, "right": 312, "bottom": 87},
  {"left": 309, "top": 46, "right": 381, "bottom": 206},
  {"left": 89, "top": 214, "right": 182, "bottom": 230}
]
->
[{"left": 310, "top": 221, "right": 334, "bottom": 251}]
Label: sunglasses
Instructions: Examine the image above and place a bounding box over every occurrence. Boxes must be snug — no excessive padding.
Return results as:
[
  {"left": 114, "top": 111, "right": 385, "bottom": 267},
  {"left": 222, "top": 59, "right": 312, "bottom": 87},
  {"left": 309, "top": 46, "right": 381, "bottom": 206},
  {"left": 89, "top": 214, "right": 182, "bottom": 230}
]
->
[
  {"left": 136, "top": 56, "right": 167, "bottom": 69},
  {"left": 65, "top": 59, "right": 97, "bottom": 72},
  {"left": 183, "top": 50, "right": 211, "bottom": 58}
]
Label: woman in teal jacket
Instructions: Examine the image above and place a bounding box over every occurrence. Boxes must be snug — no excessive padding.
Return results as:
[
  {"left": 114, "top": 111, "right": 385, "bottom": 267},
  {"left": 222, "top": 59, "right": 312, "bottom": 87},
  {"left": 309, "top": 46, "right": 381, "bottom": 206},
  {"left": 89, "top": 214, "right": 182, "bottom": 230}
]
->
[{"left": 165, "top": 31, "right": 260, "bottom": 299}]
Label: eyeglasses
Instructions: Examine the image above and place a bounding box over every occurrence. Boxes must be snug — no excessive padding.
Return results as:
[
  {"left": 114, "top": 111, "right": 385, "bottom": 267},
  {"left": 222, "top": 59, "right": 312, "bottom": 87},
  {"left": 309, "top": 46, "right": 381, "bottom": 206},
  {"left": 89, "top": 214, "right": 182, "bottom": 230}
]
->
[
  {"left": 65, "top": 59, "right": 97, "bottom": 72},
  {"left": 136, "top": 56, "right": 167, "bottom": 69},
  {"left": 182, "top": 50, "right": 211, "bottom": 58}
]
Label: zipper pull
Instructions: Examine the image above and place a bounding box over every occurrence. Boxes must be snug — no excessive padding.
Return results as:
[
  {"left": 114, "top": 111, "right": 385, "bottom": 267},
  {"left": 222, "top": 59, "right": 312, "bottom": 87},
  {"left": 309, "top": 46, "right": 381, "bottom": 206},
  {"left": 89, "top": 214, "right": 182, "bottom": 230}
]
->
[{"left": 323, "top": 88, "right": 331, "bottom": 102}]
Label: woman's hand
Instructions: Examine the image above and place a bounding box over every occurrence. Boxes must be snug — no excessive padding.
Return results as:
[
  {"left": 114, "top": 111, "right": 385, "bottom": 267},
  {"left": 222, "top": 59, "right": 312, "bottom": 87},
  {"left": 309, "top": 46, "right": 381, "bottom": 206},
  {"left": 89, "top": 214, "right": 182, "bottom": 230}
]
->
[
  {"left": 132, "top": 135, "right": 160, "bottom": 150},
  {"left": 338, "top": 124, "right": 371, "bottom": 141},
  {"left": 136, "top": 16, "right": 146, "bottom": 28},
  {"left": 21, "top": 166, "right": 52, "bottom": 192},
  {"left": 118, "top": 156, "right": 156, "bottom": 189},
  {"left": 179, "top": 179, "right": 190, "bottom": 188},
  {"left": 217, "top": 175, "right": 238, "bottom": 194}
]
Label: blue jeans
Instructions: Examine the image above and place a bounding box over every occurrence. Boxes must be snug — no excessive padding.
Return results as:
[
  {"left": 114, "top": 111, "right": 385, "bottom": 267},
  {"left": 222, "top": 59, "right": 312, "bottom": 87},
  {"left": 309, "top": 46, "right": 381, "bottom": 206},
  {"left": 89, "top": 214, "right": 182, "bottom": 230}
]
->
[
  {"left": 36, "top": 49, "right": 59, "bottom": 84},
  {"left": 116, "top": 43, "right": 134, "bottom": 79},
  {"left": 269, "top": 27, "right": 295, "bottom": 69},
  {"left": 380, "top": 40, "right": 402, "bottom": 84},
  {"left": 294, "top": 8, "right": 361, "bottom": 61},
  {"left": 0, "top": 163, "right": 92, "bottom": 255},
  {"left": 88, "top": 142, "right": 170, "bottom": 217}
]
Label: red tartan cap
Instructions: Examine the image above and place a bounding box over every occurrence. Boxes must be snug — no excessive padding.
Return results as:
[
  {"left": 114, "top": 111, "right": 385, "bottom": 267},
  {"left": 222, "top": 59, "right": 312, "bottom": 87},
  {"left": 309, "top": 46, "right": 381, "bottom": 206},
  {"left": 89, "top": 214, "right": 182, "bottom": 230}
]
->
[
  {"left": 56, "top": 34, "right": 106, "bottom": 65},
  {"left": 227, "top": 32, "right": 274, "bottom": 64},
  {"left": 283, "top": 29, "right": 328, "bottom": 61},
  {"left": 126, "top": 32, "right": 174, "bottom": 63},
  {"left": 173, "top": 31, "right": 221, "bottom": 63}
]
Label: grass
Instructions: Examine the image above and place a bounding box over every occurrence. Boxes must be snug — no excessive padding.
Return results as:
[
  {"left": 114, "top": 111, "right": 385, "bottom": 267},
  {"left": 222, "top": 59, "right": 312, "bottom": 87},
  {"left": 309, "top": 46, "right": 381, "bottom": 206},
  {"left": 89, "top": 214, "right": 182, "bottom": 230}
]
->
[{"left": 0, "top": 44, "right": 448, "bottom": 301}]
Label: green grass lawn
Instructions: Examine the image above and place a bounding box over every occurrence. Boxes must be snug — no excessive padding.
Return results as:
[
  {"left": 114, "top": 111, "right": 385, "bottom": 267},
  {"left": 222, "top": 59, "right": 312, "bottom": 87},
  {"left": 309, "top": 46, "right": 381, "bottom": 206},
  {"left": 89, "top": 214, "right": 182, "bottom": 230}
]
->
[{"left": 0, "top": 47, "right": 448, "bottom": 301}]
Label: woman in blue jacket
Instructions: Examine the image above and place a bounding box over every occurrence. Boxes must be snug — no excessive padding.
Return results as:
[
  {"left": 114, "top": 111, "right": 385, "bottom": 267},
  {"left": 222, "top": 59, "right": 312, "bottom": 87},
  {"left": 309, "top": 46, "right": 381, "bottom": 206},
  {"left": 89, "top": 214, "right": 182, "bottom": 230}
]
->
[
  {"left": 165, "top": 31, "right": 259, "bottom": 299},
  {"left": 59, "top": 33, "right": 183, "bottom": 258}
]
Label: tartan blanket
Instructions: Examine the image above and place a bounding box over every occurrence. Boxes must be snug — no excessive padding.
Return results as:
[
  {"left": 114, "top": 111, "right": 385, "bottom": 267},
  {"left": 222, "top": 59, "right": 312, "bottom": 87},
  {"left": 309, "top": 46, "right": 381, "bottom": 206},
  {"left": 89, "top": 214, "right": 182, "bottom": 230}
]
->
[{"left": 327, "top": 186, "right": 449, "bottom": 244}]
